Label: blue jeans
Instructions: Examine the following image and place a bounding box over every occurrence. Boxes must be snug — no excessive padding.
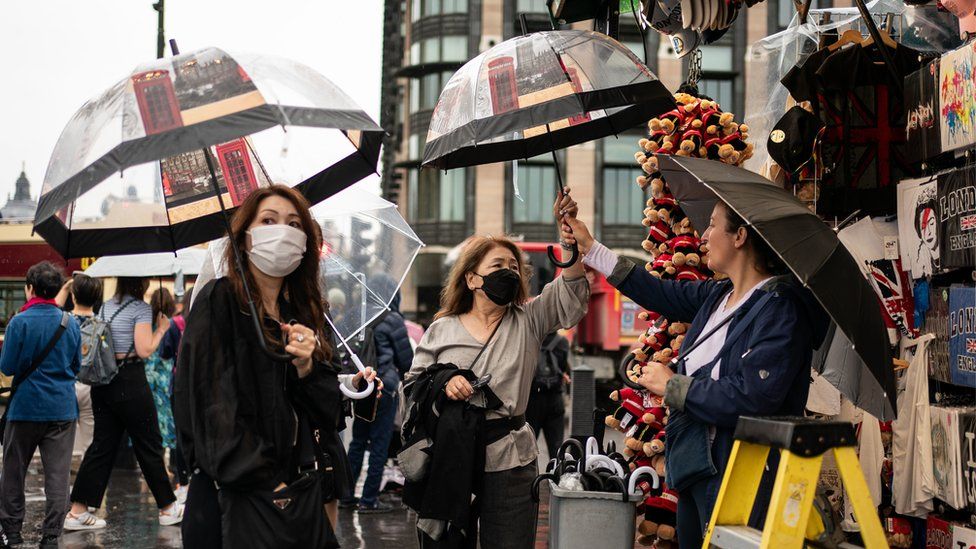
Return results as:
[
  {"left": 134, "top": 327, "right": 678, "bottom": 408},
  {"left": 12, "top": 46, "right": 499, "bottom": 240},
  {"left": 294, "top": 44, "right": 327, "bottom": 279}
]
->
[
  {"left": 345, "top": 391, "right": 398, "bottom": 506},
  {"left": 675, "top": 473, "right": 721, "bottom": 549}
]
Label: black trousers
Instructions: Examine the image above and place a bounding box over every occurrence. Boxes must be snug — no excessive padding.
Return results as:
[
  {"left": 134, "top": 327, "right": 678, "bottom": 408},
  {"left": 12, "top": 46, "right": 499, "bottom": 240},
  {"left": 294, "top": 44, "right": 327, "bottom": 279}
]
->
[
  {"left": 525, "top": 389, "right": 565, "bottom": 460},
  {"left": 70, "top": 361, "right": 176, "bottom": 509},
  {"left": 182, "top": 471, "right": 221, "bottom": 549}
]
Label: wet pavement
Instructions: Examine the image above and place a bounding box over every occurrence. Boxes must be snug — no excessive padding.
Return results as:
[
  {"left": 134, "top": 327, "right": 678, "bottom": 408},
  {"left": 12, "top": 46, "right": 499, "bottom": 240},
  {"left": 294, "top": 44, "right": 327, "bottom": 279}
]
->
[
  {"left": 12, "top": 458, "right": 421, "bottom": 548},
  {"left": 10, "top": 416, "right": 623, "bottom": 547}
]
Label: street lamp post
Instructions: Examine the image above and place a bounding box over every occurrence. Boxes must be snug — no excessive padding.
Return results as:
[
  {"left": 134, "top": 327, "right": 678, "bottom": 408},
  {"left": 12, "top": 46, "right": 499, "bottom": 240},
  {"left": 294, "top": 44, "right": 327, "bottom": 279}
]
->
[{"left": 153, "top": 0, "right": 165, "bottom": 59}]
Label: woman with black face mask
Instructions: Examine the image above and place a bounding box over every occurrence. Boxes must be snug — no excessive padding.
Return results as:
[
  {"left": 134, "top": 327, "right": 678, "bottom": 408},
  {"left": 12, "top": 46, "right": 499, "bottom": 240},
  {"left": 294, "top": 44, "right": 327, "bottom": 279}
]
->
[{"left": 403, "top": 189, "right": 589, "bottom": 549}]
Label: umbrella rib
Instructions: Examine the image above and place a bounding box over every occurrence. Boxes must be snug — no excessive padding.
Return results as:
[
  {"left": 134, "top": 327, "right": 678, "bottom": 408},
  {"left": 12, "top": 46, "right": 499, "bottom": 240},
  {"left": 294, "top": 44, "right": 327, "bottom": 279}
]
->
[{"left": 325, "top": 259, "right": 393, "bottom": 313}]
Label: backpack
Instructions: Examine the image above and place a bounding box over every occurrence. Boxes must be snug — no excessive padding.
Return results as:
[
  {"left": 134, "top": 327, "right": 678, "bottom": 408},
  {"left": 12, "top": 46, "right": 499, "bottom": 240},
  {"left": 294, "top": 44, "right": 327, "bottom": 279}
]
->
[
  {"left": 77, "top": 299, "right": 136, "bottom": 386},
  {"left": 532, "top": 334, "right": 564, "bottom": 391}
]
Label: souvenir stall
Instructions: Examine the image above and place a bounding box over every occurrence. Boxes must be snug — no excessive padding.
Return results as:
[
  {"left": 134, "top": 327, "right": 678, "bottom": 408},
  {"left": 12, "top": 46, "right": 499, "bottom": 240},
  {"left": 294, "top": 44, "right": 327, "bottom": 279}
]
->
[{"left": 587, "top": 0, "right": 976, "bottom": 546}]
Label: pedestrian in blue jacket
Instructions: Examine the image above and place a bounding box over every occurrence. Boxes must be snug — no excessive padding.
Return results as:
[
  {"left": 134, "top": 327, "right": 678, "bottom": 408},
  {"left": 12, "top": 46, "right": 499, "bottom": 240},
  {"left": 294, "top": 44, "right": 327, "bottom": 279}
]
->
[
  {"left": 0, "top": 261, "right": 81, "bottom": 549},
  {"left": 562, "top": 201, "right": 828, "bottom": 548}
]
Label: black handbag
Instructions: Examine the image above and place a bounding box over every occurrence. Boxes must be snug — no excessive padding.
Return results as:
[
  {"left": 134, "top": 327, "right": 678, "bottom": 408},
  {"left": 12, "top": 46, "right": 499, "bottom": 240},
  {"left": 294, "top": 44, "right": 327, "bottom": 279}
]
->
[
  {"left": 218, "top": 411, "right": 339, "bottom": 549},
  {"left": 0, "top": 311, "right": 69, "bottom": 444}
]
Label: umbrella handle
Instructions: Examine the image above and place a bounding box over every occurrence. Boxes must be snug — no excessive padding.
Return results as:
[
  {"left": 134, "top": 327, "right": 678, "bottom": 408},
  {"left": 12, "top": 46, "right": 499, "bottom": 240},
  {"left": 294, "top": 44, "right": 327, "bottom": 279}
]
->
[
  {"left": 547, "top": 243, "right": 579, "bottom": 268},
  {"left": 339, "top": 350, "right": 377, "bottom": 400},
  {"left": 323, "top": 313, "right": 376, "bottom": 400}
]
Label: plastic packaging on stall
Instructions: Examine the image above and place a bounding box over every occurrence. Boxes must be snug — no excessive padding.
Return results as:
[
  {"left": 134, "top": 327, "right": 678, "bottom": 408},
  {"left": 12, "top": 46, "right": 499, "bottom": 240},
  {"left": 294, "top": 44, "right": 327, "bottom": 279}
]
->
[{"left": 742, "top": 0, "right": 961, "bottom": 174}]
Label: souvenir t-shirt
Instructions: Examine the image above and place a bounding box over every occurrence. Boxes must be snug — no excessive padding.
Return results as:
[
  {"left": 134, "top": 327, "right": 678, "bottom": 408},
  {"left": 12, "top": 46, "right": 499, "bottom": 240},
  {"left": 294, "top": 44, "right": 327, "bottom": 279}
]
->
[{"left": 814, "top": 43, "right": 924, "bottom": 217}]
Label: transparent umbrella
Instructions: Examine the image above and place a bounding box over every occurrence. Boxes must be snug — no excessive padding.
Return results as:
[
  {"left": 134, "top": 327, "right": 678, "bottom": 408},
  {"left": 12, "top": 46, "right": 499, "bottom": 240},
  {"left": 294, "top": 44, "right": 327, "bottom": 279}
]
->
[{"left": 196, "top": 186, "right": 424, "bottom": 398}]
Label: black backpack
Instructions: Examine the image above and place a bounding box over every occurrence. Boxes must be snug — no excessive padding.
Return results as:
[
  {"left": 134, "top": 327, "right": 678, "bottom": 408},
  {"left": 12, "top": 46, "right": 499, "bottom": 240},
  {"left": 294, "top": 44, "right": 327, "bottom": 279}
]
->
[{"left": 532, "top": 334, "right": 564, "bottom": 391}]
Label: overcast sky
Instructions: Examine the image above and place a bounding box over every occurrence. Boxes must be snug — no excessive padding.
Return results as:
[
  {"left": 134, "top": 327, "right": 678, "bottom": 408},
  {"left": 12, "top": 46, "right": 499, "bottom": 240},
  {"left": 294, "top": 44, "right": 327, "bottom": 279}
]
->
[{"left": 0, "top": 0, "right": 384, "bottom": 204}]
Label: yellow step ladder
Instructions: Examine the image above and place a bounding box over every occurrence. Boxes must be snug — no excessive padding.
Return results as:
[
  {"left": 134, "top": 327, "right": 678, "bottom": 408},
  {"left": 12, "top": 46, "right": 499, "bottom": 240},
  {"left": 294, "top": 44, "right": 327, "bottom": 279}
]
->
[{"left": 703, "top": 416, "right": 888, "bottom": 549}]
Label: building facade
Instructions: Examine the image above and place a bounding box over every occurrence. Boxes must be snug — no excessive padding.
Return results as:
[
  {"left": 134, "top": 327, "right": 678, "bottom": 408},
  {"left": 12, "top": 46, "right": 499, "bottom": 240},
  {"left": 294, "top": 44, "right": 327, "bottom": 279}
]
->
[{"left": 381, "top": 0, "right": 840, "bottom": 325}]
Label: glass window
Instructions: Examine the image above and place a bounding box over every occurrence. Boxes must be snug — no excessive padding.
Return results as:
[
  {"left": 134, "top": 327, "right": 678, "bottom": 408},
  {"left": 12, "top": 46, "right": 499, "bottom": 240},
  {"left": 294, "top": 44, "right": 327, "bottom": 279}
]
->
[
  {"left": 603, "top": 138, "right": 639, "bottom": 164},
  {"left": 424, "top": 0, "right": 441, "bottom": 17},
  {"left": 408, "top": 134, "right": 420, "bottom": 160},
  {"left": 410, "top": 42, "right": 421, "bottom": 65},
  {"left": 602, "top": 167, "right": 644, "bottom": 225},
  {"left": 439, "top": 169, "right": 466, "bottom": 221},
  {"left": 422, "top": 38, "right": 441, "bottom": 63},
  {"left": 442, "top": 36, "right": 468, "bottom": 62},
  {"left": 778, "top": 0, "right": 818, "bottom": 28},
  {"left": 699, "top": 45, "right": 733, "bottom": 72},
  {"left": 442, "top": 0, "right": 468, "bottom": 13},
  {"left": 699, "top": 77, "right": 734, "bottom": 111},
  {"left": 414, "top": 168, "right": 466, "bottom": 222},
  {"left": 517, "top": 0, "right": 547, "bottom": 13},
  {"left": 0, "top": 282, "right": 26, "bottom": 335},
  {"left": 513, "top": 163, "right": 555, "bottom": 223},
  {"left": 420, "top": 72, "right": 441, "bottom": 110},
  {"left": 412, "top": 0, "right": 422, "bottom": 21},
  {"left": 409, "top": 78, "right": 420, "bottom": 113}
]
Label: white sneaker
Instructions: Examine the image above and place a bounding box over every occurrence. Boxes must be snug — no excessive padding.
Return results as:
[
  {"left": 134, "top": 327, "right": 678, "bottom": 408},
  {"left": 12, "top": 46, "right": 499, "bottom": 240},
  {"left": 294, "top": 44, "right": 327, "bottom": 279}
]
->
[
  {"left": 64, "top": 511, "right": 107, "bottom": 531},
  {"left": 175, "top": 485, "right": 188, "bottom": 504},
  {"left": 158, "top": 502, "right": 184, "bottom": 526}
]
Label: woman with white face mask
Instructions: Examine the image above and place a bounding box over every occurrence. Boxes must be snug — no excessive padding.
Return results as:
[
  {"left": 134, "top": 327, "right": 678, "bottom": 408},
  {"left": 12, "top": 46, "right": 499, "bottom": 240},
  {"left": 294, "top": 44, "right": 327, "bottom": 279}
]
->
[{"left": 173, "top": 185, "right": 372, "bottom": 548}]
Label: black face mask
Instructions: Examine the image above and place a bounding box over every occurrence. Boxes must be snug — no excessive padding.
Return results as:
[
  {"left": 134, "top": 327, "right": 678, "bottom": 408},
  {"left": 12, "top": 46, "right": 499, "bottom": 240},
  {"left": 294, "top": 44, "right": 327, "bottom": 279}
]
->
[{"left": 474, "top": 269, "right": 521, "bottom": 306}]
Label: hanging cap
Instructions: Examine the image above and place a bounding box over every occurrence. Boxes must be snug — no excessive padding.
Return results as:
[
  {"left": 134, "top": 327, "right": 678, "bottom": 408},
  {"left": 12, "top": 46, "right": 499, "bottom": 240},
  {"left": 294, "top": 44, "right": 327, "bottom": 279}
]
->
[{"left": 767, "top": 105, "right": 825, "bottom": 176}]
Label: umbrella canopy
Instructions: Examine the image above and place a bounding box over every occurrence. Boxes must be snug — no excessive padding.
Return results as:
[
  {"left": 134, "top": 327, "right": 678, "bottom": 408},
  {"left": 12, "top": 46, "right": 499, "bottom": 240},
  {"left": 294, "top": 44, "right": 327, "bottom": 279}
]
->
[
  {"left": 657, "top": 155, "right": 896, "bottom": 420},
  {"left": 195, "top": 187, "right": 424, "bottom": 346},
  {"left": 421, "top": 30, "right": 674, "bottom": 169},
  {"left": 34, "top": 47, "right": 383, "bottom": 259},
  {"left": 83, "top": 247, "right": 207, "bottom": 278}
]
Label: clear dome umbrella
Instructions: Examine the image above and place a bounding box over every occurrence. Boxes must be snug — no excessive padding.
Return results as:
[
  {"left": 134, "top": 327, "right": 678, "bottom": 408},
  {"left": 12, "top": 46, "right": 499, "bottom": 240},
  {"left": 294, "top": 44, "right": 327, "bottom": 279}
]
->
[
  {"left": 195, "top": 186, "right": 424, "bottom": 398},
  {"left": 422, "top": 29, "right": 675, "bottom": 267},
  {"left": 32, "top": 46, "right": 383, "bottom": 366}
]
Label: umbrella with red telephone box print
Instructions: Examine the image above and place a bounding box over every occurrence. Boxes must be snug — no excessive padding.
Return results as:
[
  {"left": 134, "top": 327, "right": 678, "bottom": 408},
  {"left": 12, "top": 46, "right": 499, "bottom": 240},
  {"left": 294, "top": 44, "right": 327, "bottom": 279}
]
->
[{"left": 33, "top": 46, "right": 383, "bottom": 368}]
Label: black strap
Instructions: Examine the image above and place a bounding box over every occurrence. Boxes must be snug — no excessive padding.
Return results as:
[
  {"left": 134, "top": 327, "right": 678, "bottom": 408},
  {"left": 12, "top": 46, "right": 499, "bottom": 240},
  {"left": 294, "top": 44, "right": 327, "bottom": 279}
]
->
[
  {"left": 102, "top": 298, "right": 138, "bottom": 358},
  {"left": 671, "top": 290, "right": 776, "bottom": 375},
  {"left": 0, "top": 311, "right": 70, "bottom": 396},
  {"left": 469, "top": 308, "right": 508, "bottom": 370}
]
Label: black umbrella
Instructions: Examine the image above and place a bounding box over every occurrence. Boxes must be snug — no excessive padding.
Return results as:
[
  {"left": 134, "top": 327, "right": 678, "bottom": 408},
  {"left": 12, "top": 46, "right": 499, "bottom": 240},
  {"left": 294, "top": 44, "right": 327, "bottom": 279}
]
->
[
  {"left": 657, "top": 155, "right": 896, "bottom": 420},
  {"left": 422, "top": 29, "right": 674, "bottom": 266}
]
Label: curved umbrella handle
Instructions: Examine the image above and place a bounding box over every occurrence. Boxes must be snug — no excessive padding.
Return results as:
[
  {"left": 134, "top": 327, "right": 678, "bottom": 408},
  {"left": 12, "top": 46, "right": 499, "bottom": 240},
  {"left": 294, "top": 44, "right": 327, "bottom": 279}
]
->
[
  {"left": 627, "top": 466, "right": 660, "bottom": 497},
  {"left": 547, "top": 243, "right": 579, "bottom": 268},
  {"left": 585, "top": 454, "right": 626, "bottom": 478},
  {"left": 339, "top": 349, "right": 376, "bottom": 400},
  {"left": 585, "top": 436, "right": 601, "bottom": 460},
  {"left": 323, "top": 313, "right": 375, "bottom": 400}
]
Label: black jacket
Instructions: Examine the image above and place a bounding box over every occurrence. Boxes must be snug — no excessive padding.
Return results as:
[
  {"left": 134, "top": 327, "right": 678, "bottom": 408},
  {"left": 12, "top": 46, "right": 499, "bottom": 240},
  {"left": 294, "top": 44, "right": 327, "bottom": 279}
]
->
[
  {"left": 173, "top": 278, "right": 343, "bottom": 492},
  {"left": 402, "top": 364, "right": 502, "bottom": 548},
  {"left": 373, "top": 291, "right": 413, "bottom": 391}
]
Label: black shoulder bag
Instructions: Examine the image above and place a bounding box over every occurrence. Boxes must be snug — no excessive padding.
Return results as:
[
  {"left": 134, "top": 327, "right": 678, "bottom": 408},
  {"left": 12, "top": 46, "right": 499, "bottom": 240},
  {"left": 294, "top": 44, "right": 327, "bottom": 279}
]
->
[{"left": 0, "top": 311, "right": 70, "bottom": 444}]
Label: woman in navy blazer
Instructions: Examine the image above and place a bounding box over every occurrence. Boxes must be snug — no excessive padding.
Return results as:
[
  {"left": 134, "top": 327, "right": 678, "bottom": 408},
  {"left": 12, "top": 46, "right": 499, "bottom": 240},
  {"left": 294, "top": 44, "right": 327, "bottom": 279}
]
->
[{"left": 561, "top": 201, "right": 828, "bottom": 547}]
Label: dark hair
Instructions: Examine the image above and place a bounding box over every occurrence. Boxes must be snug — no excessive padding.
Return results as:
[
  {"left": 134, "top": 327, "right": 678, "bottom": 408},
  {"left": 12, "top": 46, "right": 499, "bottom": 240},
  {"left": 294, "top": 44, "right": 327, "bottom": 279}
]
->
[
  {"left": 436, "top": 235, "right": 531, "bottom": 320},
  {"left": 115, "top": 277, "right": 149, "bottom": 302},
  {"left": 914, "top": 199, "right": 937, "bottom": 238},
  {"left": 224, "top": 185, "right": 331, "bottom": 362},
  {"left": 71, "top": 274, "right": 103, "bottom": 308},
  {"left": 25, "top": 261, "right": 65, "bottom": 299},
  {"left": 150, "top": 287, "right": 176, "bottom": 319},
  {"left": 720, "top": 203, "right": 788, "bottom": 276}
]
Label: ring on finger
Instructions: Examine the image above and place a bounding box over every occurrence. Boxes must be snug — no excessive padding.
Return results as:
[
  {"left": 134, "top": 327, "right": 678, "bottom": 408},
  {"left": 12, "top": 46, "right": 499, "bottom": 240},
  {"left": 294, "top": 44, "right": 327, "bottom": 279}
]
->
[{"left": 296, "top": 333, "right": 305, "bottom": 343}]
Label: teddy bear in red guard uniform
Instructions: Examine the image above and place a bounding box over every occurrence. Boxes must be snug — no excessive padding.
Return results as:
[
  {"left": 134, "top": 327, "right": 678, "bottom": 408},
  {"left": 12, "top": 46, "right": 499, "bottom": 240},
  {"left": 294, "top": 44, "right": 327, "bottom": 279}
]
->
[{"left": 605, "top": 91, "right": 753, "bottom": 547}]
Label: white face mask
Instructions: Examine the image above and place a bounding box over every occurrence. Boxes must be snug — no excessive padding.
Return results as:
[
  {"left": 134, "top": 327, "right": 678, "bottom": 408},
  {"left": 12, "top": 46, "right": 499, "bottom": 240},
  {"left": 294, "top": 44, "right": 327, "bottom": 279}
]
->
[{"left": 246, "top": 224, "right": 308, "bottom": 278}]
